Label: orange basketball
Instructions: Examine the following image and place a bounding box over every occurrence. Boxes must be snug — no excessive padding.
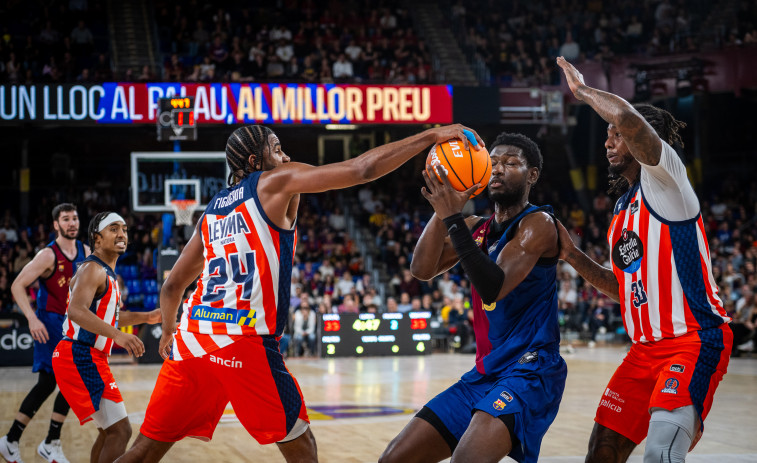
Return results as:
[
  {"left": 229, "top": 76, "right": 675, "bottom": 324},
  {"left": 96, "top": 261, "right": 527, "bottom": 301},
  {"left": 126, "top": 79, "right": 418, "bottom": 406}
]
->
[{"left": 426, "top": 138, "right": 491, "bottom": 197}]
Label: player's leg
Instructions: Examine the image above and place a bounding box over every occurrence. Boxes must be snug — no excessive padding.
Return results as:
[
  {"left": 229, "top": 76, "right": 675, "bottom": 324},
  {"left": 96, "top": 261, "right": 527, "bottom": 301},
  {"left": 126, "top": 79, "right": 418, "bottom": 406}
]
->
[
  {"left": 0, "top": 369, "right": 59, "bottom": 462},
  {"left": 451, "top": 411, "right": 514, "bottom": 463},
  {"left": 37, "top": 391, "right": 71, "bottom": 463},
  {"left": 587, "top": 344, "right": 656, "bottom": 463},
  {"left": 586, "top": 423, "right": 637, "bottom": 463},
  {"left": 276, "top": 425, "right": 317, "bottom": 463},
  {"left": 90, "top": 429, "right": 106, "bottom": 463},
  {"left": 114, "top": 434, "right": 174, "bottom": 463},
  {"left": 379, "top": 413, "right": 454, "bottom": 463},
  {"left": 643, "top": 406, "right": 697, "bottom": 463},
  {"left": 118, "top": 356, "right": 226, "bottom": 462}
]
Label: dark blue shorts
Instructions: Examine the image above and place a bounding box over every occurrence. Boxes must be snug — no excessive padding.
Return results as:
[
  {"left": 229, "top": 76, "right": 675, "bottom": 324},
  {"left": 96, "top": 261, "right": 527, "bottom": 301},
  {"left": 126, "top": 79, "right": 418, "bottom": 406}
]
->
[
  {"left": 425, "top": 350, "right": 567, "bottom": 463},
  {"left": 33, "top": 310, "right": 66, "bottom": 374}
]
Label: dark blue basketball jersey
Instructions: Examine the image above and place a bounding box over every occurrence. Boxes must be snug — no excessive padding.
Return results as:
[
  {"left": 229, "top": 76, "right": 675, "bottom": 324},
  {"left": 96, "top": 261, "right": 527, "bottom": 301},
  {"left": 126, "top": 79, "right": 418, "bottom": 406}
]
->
[{"left": 470, "top": 205, "right": 560, "bottom": 375}]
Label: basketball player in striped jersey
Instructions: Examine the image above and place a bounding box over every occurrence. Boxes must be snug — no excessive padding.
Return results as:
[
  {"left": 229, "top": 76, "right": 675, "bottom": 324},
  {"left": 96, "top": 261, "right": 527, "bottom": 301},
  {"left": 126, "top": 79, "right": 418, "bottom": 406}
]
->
[
  {"left": 556, "top": 57, "right": 732, "bottom": 463},
  {"left": 52, "top": 212, "right": 160, "bottom": 463},
  {"left": 381, "top": 132, "right": 566, "bottom": 463},
  {"left": 116, "top": 124, "right": 484, "bottom": 463},
  {"left": 1, "top": 204, "right": 88, "bottom": 463}
]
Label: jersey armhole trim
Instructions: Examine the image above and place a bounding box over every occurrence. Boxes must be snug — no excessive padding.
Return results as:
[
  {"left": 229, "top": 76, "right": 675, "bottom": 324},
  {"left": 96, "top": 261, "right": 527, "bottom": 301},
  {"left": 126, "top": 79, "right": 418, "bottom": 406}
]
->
[
  {"left": 639, "top": 185, "right": 701, "bottom": 226},
  {"left": 249, "top": 173, "right": 296, "bottom": 235}
]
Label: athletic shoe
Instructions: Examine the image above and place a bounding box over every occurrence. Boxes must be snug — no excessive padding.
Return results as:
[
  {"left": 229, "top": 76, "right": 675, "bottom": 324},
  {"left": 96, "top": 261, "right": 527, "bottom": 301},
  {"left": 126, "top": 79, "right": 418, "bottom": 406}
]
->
[
  {"left": 37, "top": 440, "right": 69, "bottom": 463},
  {"left": 0, "top": 435, "right": 24, "bottom": 463}
]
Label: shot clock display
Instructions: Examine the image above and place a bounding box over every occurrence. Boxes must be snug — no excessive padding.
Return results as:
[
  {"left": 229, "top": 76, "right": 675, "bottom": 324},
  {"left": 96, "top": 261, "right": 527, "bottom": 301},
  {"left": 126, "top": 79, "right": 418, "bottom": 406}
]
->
[
  {"left": 157, "top": 96, "right": 197, "bottom": 141},
  {"left": 319, "top": 312, "right": 432, "bottom": 357}
]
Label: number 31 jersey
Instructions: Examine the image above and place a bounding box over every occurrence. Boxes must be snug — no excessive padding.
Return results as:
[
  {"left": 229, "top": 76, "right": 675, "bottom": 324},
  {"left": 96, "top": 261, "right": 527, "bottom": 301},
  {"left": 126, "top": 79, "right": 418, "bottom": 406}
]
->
[
  {"left": 608, "top": 141, "right": 729, "bottom": 344},
  {"left": 172, "top": 171, "right": 296, "bottom": 361}
]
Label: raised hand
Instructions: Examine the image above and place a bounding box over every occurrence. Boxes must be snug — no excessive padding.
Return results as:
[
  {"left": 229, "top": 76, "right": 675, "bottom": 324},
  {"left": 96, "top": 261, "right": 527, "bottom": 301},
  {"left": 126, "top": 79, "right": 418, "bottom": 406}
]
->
[{"left": 556, "top": 57, "right": 586, "bottom": 100}]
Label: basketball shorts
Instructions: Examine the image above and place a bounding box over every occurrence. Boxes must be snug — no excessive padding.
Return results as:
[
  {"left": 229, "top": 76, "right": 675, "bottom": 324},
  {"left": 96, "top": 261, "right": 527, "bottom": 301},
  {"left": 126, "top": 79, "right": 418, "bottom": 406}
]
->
[
  {"left": 33, "top": 310, "right": 66, "bottom": 374},
  {"left": 141, "top": 335, "right": 309, "bottom": 445},
  {"left": 424, "top": 349, "right": 566, "bottom": 463},
  {"left": 595, "top": 325, "right": 732, "bottom": 444},
  {"left": 52, "top": 339, "right": 124, "bottom": 425}
]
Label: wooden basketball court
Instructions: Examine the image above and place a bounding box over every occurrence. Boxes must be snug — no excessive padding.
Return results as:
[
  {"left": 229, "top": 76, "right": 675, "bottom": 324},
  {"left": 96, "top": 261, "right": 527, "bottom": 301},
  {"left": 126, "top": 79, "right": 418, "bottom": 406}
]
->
[{"left": 1, "top": 346, "right": 755, "bottom": 462}]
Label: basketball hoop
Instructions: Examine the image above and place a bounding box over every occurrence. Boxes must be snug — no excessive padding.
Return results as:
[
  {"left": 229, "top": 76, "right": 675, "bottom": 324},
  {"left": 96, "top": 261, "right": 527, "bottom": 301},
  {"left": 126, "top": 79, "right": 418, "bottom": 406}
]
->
[{"left": 170, "top": 199, "right": 198, "bottom": 226}]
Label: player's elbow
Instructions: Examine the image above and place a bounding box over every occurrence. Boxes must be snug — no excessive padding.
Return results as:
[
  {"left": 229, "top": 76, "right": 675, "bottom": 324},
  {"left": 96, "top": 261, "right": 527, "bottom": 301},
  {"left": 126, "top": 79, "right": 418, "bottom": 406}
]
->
[{"left": 409, "top": 261, "right": 433, "bottom": 282}]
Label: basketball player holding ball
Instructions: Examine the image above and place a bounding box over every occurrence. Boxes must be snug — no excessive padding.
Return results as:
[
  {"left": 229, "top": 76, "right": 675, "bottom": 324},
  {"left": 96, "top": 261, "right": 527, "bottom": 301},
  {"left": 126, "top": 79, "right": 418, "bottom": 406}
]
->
[
  {"left": 116, "top": 123, "right": 483, "bottom": 463},
  {"left": 381, "top": 132, "right": 566, "bottom": 463}
]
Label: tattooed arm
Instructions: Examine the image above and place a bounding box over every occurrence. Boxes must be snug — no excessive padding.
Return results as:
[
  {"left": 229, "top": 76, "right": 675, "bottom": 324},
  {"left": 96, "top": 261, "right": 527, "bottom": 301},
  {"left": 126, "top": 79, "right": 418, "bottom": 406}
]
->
[
  {"left": 556, "top": 220, "right": 620, "bottom": 303},
  {"left": 557, "top": 56, "right": 662, "bottom": 166}
]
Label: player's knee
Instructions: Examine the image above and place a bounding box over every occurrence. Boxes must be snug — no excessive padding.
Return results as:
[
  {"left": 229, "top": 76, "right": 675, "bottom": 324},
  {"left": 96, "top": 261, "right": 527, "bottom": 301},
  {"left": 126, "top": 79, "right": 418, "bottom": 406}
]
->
[
  {"left": 378, "top": 438, "right": 403, "bottom": 463},
  {"left": 105, "top": 419, "right": 132, "bottom": 444},
  {"left": 643, "top": 407, "right": 696, "bottom": 463}
]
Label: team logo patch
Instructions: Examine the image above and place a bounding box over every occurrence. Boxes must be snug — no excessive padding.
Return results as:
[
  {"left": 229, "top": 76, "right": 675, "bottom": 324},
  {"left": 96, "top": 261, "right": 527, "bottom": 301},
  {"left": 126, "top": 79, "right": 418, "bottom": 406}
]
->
[
  {"left": 190, "top": 305, "right": 257, "bottom": 326},
  {"left": 670, "top": 364, "right": 685, "bottom": 373},
  {"left": 630, "top": 200, "right": 639, "bottom": 214},
  {"left": 58, "top": 264, "right": 65, "bottom": 273},
  {"left": 474, "top": 236, "right": 484, "bottom": 246},
  {"left": 493, "top": 399, "right": 506, "bottom": 411},
  {"left": 500, "top": 391, "right": 513, "bottom": 402},
  {"left": 612, "top": 228, "right": 644, "bottom": 274},
  {"left": 661, "top": 378, "right": 679, "bottom": 394},
  {"left": 518, "top": 351, "right": 538, "bottom": 364}
]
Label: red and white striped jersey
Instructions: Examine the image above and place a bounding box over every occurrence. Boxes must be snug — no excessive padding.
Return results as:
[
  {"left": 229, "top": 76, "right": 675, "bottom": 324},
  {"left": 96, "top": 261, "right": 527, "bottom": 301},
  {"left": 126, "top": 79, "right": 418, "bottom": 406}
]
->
[
  {"left": 62, "top": 255, "right": 121, "bottom": 355},
  {"left": 608, "top": 142, "right": 730, "bottom": 343},
  {"left": 172, "top": 171, "right": 296, "bottom": 360}
]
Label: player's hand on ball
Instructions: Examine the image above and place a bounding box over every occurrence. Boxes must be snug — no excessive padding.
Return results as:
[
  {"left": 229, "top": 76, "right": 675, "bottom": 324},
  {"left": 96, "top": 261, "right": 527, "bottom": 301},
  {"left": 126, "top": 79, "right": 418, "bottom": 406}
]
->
[
  {"left": 430, "top": 124, "right": 485, "bottom": 151},
  {"left": 422, "top": 164, "right": 479, "bottom": 219},
  {"left": 556, "top": 57, "right": 586, "bottom": 100},
  {"left": 116, "top": 332, "right": 145, "bottom": 357}
]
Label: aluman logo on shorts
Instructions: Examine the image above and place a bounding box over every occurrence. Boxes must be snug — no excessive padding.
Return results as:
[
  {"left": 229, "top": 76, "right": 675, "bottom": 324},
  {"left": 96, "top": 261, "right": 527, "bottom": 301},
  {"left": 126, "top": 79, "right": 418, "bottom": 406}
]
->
[
  {"left": 669, "top": 364, "right": 685, "bottom": 373},
  {"left": 191, "top": 305, "right": 257, "bottom": 326}
]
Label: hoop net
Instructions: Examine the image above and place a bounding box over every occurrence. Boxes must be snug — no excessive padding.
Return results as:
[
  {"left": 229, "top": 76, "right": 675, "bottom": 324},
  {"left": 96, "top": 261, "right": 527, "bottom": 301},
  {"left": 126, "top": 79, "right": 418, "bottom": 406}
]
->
[{"left": 170, "top": 199, "right": 198, "bottom": 226}]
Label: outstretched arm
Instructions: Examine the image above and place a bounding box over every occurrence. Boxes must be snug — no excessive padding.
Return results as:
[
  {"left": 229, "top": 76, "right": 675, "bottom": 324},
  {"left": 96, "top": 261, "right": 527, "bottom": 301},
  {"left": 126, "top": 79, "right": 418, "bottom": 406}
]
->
[
  {"left": 263, "top": 124, "right": 485, "bottom": 196},
  {"left": 556, "top": 219, "right": 620, "bottom": 303},
  {"left": 10, "top": 247, "right": 55, "bottom": 343},
  {"left": 557, "top": 57, "right": 662, "bottom": 166}
]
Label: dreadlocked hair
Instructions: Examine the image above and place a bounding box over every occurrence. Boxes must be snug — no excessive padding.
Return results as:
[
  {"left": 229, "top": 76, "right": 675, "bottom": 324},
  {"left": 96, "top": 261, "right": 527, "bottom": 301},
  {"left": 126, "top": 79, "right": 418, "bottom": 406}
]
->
[
  {"left": 608, "top": 104, "right": 687, "bottom": 197},
  {"left": 225, "top": 125, "right": 274, "bottom": 185},
  {"left": 87, "top": 211, "right": 112, "bottom": 251}
]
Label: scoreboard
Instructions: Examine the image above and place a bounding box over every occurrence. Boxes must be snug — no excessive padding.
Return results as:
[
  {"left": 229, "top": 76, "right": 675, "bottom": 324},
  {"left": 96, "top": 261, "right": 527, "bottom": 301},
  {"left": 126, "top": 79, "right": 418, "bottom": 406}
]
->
[
  {"left": 319, "top": 312, "right": 432, "bottom": 357},
  {"left": 157, "top": 97, "right": 196, "bottom": 141}
]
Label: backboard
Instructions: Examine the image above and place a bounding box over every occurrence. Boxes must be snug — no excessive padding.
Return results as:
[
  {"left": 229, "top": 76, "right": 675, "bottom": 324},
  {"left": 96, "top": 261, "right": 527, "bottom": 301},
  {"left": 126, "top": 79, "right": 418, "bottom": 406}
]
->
[{"left": 130, "top": 152, "right": 230, "bottom": 213}]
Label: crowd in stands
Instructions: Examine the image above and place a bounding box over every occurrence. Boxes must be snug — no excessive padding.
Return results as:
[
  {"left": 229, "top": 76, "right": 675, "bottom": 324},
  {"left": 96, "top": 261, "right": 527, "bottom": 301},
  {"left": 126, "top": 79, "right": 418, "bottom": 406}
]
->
[
  {"left": 449, "top": 0, "right": 757, "bottom": 86},
  {"left": 0, "top": 0, "right": 110, "bottom": 84},
  {"left": 0, "top": 163, "right": 755, "bottom": 357},
  {"left": 157, "top": 0, "right": 435, "bottom": 84}
]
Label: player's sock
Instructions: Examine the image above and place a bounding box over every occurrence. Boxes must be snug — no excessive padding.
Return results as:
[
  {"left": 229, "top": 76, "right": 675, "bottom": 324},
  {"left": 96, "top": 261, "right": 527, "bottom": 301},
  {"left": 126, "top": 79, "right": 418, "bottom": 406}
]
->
[
  {"left": 6, "top": 420, "right": 26, "bottom": 443},
  {"left": 45, "top": 420, "right": 63, "bottom": 444}
]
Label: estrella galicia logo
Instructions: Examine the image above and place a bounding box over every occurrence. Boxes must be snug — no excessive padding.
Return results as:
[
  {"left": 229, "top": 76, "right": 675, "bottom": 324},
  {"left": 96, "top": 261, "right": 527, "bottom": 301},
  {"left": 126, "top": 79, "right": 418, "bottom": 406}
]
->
[
  {"left": 500, "top": 391, "right": 513, "bottom": 402},
  {"left": 612, "top": 228, "right": 644, "bottom": 274},
  {"left": 493, "top": 399, "right": 506, "bottom": 411},
  {"left": 661, "top": 378, "right": 679, "bottom": 394},
  {"left": 670, "top": 364, "right": 685, "bottom": 373}
]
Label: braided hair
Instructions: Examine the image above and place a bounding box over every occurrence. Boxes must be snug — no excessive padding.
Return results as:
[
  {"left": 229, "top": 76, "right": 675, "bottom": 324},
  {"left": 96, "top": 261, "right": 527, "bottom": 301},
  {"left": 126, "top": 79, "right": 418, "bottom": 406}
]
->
[
  {"left": 87, "top": 211, "right": 112, "bottom": 251},
  {"left": 608, "top": 104, "right": 687, "bottom": 196},
  {"left": 225, "top": 125, "right": 274, "bottom": 186}
]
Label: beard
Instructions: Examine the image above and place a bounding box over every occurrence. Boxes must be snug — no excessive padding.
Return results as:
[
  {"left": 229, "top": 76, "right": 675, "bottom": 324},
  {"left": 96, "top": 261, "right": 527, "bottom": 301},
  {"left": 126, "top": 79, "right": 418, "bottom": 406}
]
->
[
  {"left": 60, "top": 228, "right": 78, "bottom": 240},
  {"left": 608, "top": 154, "right": 634, "bottom": 176},
  {"left": 488, "top": 181, "right": 527, "bottom": 208}
]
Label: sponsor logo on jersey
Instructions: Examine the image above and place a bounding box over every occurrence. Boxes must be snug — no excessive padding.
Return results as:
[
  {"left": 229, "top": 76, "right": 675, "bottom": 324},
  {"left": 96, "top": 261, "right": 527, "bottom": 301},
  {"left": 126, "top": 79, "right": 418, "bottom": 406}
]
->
[
  {"left": 670, "top": 364, "right": 685, "bottom": 373},
  {"left": 630, "top": 200, "right": 639, "bottom": 214},
  {"left": 500, "top": 391, "right": 513, "bottom": 402},
  {"left": 604, "top": 388, "right": 625, "bottom": 403},
  {"left": 612, "top": 228, "right": 644, "bottom": 274},
  {"left": 600, "top": 399, "right": 622, "bottom": 413},
  {"left": 207, "top": 211, "right": 251, "bottom": 244},
  {"left": 190, "top": 305, "right": 257, "bottom": 326},
  {"left": 661, "top": 378, "right": 679, "bottom": 394},
  {"left": 493, "top": 399, "right": 506, "bottom": 411},
  {"left": 209, "top": 354, "right": 243, "bottom": 368}
]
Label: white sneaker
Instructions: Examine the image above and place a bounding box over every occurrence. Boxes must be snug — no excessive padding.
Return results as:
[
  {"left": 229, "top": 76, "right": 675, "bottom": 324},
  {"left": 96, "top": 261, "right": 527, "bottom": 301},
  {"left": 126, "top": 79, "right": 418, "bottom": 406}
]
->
[
  {"left": 37, "top": 440, "right": 69, "bottom": 463},
  {"left": 737, "top": 340, "right": 754, "bottom": 352},
  {"left": 0, "top": 435, "right": 24, "bottom": 463}
]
